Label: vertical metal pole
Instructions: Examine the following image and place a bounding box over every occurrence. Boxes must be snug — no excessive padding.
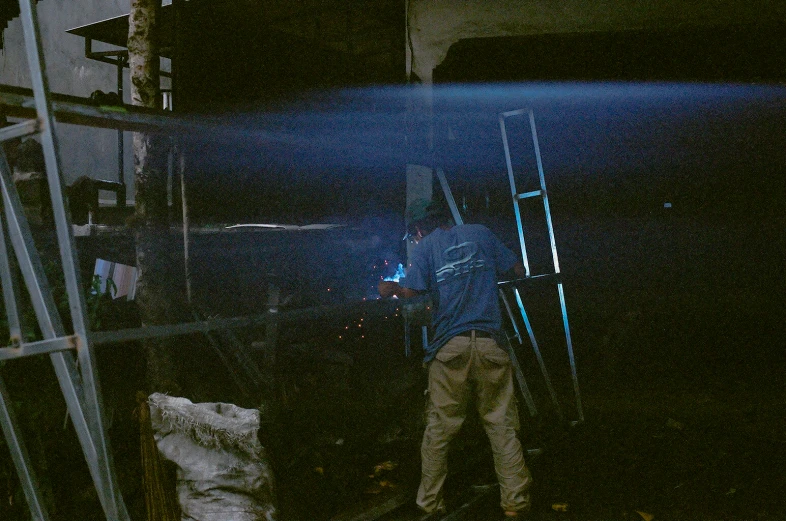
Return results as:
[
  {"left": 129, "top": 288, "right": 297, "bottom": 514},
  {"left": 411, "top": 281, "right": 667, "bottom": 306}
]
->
[
  {"left": 513, "top": 287, "right": 564, "bottom": 423},
  {"left": 498, "top": 288, "right": 522, "bottom": 345},
  {"left": 0, "top": 206, "right": 22, "bottom": 344},
  {"left": 16, "top": 1, "right": 128, "bottom": 518},
  {"left": 179, "top": 146, "right": 192, "bottom": 304},
  {"left": 116, "top": 57, "right": 126, "bottom": 208},
  {"left": 0, "top": 148, "right": 126, "bottom": 520},
  {"left": 499, "top": 112, "right": 530, "bottom": 276},
  {"left": 528, "top": 110, "right": 560, "bottom": 273},
  {"left": 436, "top": 168, "right": 463, "bottom": 225},
  {"left": 0, "top": 375, "right": 51, "bottom": 521},
  {"left": 558, "top": 283, "right": 583, "bottom": 423}
]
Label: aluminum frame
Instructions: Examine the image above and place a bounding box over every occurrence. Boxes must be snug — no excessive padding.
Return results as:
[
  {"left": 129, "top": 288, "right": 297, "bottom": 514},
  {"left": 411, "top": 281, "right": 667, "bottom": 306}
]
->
[
  {"left": 0, "top": 0, "right": 130, "bottom": 518},
  {"left": 499, "top": 108, "right": 584, "bottom": 424}
]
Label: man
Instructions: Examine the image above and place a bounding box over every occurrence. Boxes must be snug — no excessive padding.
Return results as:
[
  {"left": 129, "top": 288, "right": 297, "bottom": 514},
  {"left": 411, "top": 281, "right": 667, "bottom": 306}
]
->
[{"left": 378, "top": 199, "right": 532, "bottom": 519}]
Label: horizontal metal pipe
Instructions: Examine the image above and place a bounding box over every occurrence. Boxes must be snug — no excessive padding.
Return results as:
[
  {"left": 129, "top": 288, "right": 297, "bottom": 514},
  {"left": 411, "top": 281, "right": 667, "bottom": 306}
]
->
[
  {"left": 498, "top": 273, "right": 562, "bottom": 287},
  {"left": 91, "top": 298, "right": 402, "bottom": 346},
  {"left": 0, "top": 119, "right": 41, "bottom": 143},
  {"left": 516, "top": 190, "right": 542, "bottom": 200},
  {"left": 0, "top": 335, "right": 79, "bottom": 361}
]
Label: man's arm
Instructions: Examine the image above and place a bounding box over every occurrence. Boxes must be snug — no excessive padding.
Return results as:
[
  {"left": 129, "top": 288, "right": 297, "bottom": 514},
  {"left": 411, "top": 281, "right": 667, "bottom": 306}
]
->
[{"left": 378, "top": 281, "right": 426, "bottom": 299}]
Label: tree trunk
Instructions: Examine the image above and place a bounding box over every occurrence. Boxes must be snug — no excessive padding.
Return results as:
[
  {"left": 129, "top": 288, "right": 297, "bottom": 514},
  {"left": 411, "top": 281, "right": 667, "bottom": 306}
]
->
[{"left": 128, "top": 0, "right": 182, "bottom": 394}]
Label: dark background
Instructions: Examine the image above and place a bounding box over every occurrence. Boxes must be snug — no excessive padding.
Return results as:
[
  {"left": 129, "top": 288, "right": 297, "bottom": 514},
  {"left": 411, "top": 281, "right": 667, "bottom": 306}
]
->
[{"left": 2, "top": 9, "right": 786, "bottom": 521}]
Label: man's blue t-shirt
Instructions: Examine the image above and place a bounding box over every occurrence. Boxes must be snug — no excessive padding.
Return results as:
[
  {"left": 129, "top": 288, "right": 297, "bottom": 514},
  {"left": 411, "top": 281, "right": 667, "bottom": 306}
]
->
[{"left": 402, "top": 224, "right": 518, "bottom": 362}]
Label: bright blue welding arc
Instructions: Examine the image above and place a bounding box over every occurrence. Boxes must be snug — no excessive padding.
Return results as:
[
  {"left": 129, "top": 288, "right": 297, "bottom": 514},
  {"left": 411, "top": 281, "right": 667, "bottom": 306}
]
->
[{"left": 383, "top": 263, "right": 406, "bottom": 282}]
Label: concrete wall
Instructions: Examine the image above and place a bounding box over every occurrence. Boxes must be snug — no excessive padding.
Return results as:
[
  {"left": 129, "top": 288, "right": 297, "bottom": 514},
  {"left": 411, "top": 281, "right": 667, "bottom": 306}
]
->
[
  {"left": 407, "top": 0, "right": 786, "bottom": 83},
  {"left": 0, "top": 0, "right": 170, "bottom": 202}
]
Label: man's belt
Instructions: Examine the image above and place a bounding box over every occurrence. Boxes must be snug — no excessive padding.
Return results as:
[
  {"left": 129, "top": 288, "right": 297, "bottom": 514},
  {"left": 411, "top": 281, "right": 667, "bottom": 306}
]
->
[{"left": 456, "top": 330, "right": 493, "bottom": 339}]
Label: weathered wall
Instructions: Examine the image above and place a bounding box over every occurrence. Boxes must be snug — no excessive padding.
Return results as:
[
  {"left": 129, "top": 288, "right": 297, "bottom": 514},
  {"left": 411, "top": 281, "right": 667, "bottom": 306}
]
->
[
  {"left": 406, "top": 0, "right": 786, "bottom": 83},
  {"left": 0, "top": 0, "right": 137, "bottom": 199}
]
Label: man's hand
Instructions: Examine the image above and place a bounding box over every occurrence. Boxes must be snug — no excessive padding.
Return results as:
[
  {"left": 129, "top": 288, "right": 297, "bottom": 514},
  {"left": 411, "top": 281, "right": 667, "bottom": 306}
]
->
[
  {"left": 378, "top": 281, "right": 424, "bottom": 299},
  {"left": 378, "top": 281, "right": 400, "bottom": 298}
]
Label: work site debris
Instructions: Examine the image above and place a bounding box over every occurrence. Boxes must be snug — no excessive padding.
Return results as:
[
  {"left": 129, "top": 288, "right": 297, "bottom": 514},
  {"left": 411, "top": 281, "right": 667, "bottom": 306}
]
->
[
  {"left": 551, "top": 502, "right": 569, "bottom": 512},
  {"left": 149, "top": 393, "right": 277, "bottom": 521},
  {"left": 365, "top": 461, "right": 400, "bottom": 494},
  {"left": 371, "top": 460, "right": 398, "bottom": 477}
]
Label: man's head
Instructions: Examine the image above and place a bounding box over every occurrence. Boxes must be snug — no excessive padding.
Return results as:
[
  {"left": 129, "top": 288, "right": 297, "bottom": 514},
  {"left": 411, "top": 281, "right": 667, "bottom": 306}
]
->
[{"left": 406, "top": 198, "right": 450, "bottom": 241}]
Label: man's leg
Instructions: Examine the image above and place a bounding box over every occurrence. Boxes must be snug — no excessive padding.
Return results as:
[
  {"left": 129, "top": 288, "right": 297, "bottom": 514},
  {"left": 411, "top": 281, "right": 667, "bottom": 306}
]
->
[
  {"left": 472, "top": 338, "right": 532, "bottom": 514},
  {"left": 416, "top": 337, "right": 472, "bottom": 513}
]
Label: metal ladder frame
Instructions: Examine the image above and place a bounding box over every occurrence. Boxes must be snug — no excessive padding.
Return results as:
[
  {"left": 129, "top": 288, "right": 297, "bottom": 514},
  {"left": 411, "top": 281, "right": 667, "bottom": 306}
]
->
[
  {"left": 498, "top": 108, "right": 584, "bottom": 424},
  {"left": 0, "top": 1, "right": 129, "bottom": 519}
]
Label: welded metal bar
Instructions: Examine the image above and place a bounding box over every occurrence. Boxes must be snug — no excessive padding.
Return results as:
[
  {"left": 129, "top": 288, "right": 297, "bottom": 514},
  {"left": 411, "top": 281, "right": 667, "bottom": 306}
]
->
[
  {"left": 0, "top": 119, "right": 40, "bottom": 143},
  {"left": 0, "top": 152, "right": 65, "bottom": 342},
  {"left": 513, "top": 287, "right": 564, "bottom": 422},
  {"left": 558, "top": 283, "right": 583, "bottom": 423},
  {"left": 528, "top": 110, "right": 560, "bottom": 273},
  {"left": 499, "top": 114, "right": 530, "bottom": 276},
  {"left": 0, "top": 335, "right": 78, "bottom": 361},
  {"left": 500, "top": 108, "right": 527, "bottom": 118},
  {"left": 435, "top": 167, "right": 463, "bottom": 225},
  {"left": 0, "top": 210, "right": 22, "bottom": 344},
  {"left": 0, "top": 110, "right": 115, "bottom": 521},
  {"left": 499, "top": 274, "right": 561, "bottom": 288},
  {"left": 515, "top": 190, "right": 542, "bottom": 200},
  {"left": 500, "top": 334, "right": 536, "bottom": 417},
  {"left": 91, "top": 297, "right": 399, "bottom": 346},
  {"left": 16, "top": 1, "right": 127, "bottom": 518},
  {"left": 0, "top": 375, "right": 51, "bottom": 521},
  {"left": 498, "top": 288, "right": 522, "bottom": 345}
]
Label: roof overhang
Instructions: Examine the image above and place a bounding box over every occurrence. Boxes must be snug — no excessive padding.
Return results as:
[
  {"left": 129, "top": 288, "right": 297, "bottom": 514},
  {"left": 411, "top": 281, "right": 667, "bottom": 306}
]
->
[{"left": 66, "top": 6, "right": 175, "bottom": 58}]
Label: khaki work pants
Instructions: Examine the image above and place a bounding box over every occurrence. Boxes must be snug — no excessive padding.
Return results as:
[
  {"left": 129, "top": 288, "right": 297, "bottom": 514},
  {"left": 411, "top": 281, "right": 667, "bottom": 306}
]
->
[{"left": 416, "top": 333, "right": 532, "bottom": 514}]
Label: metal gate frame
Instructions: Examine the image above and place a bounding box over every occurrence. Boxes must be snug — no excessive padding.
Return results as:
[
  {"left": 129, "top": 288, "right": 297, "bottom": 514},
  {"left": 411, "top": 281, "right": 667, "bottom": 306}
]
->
[
  {"left": 498, "top": 108, "right": 584, "bottom": 425},
  {"left": 433, "top": 108, "right": 584, "bottom": 426}
]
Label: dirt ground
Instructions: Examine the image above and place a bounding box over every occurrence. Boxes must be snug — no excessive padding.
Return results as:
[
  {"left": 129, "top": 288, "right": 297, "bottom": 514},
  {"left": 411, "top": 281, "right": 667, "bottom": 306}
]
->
[{"left": 271, "top": 333, "right": 786, "bottom": 521}]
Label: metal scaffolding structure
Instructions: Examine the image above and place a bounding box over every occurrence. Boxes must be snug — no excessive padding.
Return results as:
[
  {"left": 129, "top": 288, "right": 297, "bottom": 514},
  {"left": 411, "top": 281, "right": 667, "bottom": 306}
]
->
[
  {"left": 0, "top": 1, "right": 128, "bottom": 519},
  {"left": 0, "top": 1, "right": 356, "bottom": 519}
]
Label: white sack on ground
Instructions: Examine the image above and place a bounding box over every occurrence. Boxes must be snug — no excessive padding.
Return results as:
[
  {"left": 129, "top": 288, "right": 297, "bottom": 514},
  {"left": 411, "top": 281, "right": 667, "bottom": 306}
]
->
[{"left": 149, "top": 393, "right": 277, "bottom": 521}]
